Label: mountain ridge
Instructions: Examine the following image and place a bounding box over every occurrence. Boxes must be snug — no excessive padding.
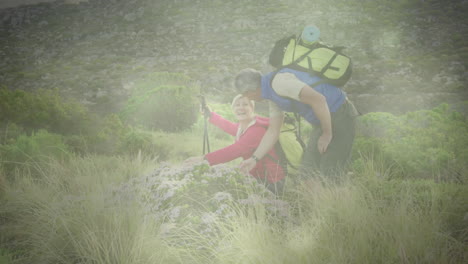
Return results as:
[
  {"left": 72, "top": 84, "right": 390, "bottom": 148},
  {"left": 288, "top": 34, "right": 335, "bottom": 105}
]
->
[{"left": 1, "top": 0, "right": 467, "bottom": 115}]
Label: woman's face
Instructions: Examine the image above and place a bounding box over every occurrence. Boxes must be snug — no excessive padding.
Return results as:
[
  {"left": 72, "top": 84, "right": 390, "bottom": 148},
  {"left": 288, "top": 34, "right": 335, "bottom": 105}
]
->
[{"left": 232, "top": 96, "right": 254, "bottom": 121}]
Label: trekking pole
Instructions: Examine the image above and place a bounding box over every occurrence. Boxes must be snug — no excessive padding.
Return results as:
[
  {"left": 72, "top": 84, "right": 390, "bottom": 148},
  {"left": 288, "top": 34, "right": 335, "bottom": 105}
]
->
[{"left": 199, "top": 94, "right": 210, "bottom": 155}]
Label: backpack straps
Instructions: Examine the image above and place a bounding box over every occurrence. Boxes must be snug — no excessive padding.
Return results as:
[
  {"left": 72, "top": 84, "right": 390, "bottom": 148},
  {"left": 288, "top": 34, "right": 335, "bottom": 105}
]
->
[
  {"left": 284, "top": 47, "right": 315, "bottom": 71},
  {"left": 293, "top": 112, "right": 306, "bottom": 151},
  {"left": 286, "top": 38, "right": 322, "bottom": 70},
  {"left": 320, "top": 52, "right": 340, "bottom": 74}
]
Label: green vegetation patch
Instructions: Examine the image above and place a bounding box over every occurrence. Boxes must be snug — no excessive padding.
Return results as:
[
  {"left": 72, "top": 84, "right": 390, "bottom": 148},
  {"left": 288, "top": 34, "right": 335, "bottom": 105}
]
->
[
  {"left": 354, "top": 103, "right": 468, "bottom": 182},
  {"left": 120, "top": 72, "right": 198, "bottom": 132}
]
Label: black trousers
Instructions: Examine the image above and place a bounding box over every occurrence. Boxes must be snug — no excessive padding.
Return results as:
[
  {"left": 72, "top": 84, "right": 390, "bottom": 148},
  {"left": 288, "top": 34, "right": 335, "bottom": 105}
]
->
[{"left": 300, "top": 99, "right": 359, "bottom": 182}]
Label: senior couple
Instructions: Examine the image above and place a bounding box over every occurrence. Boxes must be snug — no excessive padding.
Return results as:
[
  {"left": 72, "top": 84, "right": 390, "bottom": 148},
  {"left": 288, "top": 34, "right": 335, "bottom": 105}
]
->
[{"left": 185, "top": 64, "right": 359, "bottom": 195}]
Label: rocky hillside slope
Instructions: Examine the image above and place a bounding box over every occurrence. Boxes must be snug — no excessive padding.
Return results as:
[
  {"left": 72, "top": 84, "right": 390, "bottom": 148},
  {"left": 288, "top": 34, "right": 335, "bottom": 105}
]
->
[{"left": 1, "top": 0, "right": 467, "bottom": 114}]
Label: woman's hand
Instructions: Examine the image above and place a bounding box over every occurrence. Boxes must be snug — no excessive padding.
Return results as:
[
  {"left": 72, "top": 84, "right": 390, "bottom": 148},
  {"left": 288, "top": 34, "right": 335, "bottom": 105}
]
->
[
  {"left": 200, "top": 104, "right": 212, "bottom": 118},
  {"left": 183, "top": 156, "right": 205, "bottom": 166},
  {"left": 239, "top": 157, "right": 256, "bottom": 174}
]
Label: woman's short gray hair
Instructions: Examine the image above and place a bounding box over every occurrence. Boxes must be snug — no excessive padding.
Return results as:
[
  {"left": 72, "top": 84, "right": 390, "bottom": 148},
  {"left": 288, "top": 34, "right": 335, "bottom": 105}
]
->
[{"left": 234, "top": 68, "right": 262, "bottom": 93}]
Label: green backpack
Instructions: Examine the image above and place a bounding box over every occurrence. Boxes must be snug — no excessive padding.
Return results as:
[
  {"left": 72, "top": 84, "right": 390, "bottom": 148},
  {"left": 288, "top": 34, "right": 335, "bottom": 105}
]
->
[
  {"left": 264, "top": 113, "right": 306, "bottom": 175},
  {"left": 269, "top": 35, "right": 352, "bottom": 87}
]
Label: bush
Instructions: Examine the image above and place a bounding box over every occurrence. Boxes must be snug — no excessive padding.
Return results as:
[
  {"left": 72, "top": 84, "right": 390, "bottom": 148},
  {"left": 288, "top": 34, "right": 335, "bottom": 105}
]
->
[
  {"left": 0, "top": 87, "right": 132, "bottom": 156},
  {"left": 120, "top": 72, "right": 198, "bottom": 132},
  {"left": 118, "top": 127, "right": 171, "bottom": 159},
  {"left": 0, "top": 248, "right": 14, "bottom": 264},
  {"left": 353, "top": 103, "right": 468, "bottom": 182},
  {"left": 80, "top": 114, "right": 129, "bottom": 155},
  {"left": 0, "top": 87, "right": 91, "bottom": 136},
  {"left": 0, "top": 87, "right": 145, "bottom": 157},
  {"left": 0, "top": 130, "right": 71, "bottom": 177},
  {"left": 0, "top": 84, "right": 198, "bottom": 159},
  {"left": 0, "top": 123, "right": 25, "bottom": 146}
]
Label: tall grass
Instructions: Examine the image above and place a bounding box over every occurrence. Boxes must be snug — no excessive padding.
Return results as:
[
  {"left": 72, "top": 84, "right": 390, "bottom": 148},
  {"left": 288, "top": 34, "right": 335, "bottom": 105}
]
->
[
  {"left": 0, "top": 154, "right": 182, "bottom": 264},
  {"left": 284, "top": 181, "right": 459, "bottom": 263},
  {"left": 201, "top": 176, "right": 467, "bottom": 264},
  {"left": 0, "top": 154, "right": 466, "bottom": 263}
]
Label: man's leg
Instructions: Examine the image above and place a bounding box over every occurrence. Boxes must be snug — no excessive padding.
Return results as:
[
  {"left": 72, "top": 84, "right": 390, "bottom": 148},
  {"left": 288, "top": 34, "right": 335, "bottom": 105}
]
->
[
  {"left": 300, "top": 100, "right": 357, "bottom": 183},
  {"left": 320, "top": 100, "right": 357, "bottom": 181},
  {"left": 320, "top": 119, "right": 355, "bottom": 180},
  {"left": 299, "top": 126, "right": 321, "bottom": 178}
]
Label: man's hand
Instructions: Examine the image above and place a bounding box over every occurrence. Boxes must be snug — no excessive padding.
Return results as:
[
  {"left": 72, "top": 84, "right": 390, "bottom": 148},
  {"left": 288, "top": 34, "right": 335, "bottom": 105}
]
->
[
  {"left": 239, "top": 158, "right": 256, "bottom": 174},
  {"left": 317, "top": 133, "right": 332, "bottom": 154},
  {"left": 298, "top": 85, "right": 333, "bottom": 155}
]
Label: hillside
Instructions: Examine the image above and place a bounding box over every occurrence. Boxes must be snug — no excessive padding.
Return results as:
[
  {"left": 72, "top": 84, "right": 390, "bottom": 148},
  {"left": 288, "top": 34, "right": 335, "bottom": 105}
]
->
[{"left": 1, "top": 0, "right": 467, "bottom": 115}]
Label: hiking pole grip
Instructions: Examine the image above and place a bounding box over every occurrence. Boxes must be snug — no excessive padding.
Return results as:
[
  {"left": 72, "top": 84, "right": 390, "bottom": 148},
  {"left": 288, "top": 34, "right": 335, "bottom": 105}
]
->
[{"left": 199, "top": 94, "right": 210, "bottom": 154}]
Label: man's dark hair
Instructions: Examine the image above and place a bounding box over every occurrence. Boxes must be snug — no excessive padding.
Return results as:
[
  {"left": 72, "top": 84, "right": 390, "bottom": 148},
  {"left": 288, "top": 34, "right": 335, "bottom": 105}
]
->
[{"left": 234, "top": 68, "right": 262, "bottom": 93}]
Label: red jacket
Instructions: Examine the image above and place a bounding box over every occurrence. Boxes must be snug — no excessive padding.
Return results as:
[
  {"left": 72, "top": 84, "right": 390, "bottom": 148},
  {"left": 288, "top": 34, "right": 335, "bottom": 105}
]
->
[{"left": 204, "top": 112, "right": 285, "bottom": 183}]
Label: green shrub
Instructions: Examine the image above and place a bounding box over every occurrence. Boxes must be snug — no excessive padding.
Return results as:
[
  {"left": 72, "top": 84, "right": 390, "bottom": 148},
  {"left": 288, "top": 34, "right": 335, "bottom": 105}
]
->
[
  {"left": 118, "top": 127, "right": 170, "bottom": 159},
  {"left": 119, "top": 128, "right": 155, "bottom": 155},
  {"left": 0, "top": 87, "right": 133, "bottom": 156},
  {"left": 120, "top": 72, "right": 198, "bottom": 132},
  {"left": 75, "top": 115, "right": 183, "bottom": 159},
  {"left": 0, "top": 248, "right": 14, "bottom": 264},
  {"left": 353, "top": 103, "right": 468, "bottom": 182},
  {"left": 0, "top": 87, "right": 91, "bottom": 136},
  {"left": 351, "top": 137, "right": 405, "bottom": 180},
  {"left": 0, "top": 84, "right": 198, "bottom": 158},
  {"left": 81, "top": 114, "right": 129, "bottom": 155},
  {"left": 0, "top": 130, "right": 71, "bottom": 177},
  {"left": 0, "top": 123, "right": 25, "bottom": 146}
]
